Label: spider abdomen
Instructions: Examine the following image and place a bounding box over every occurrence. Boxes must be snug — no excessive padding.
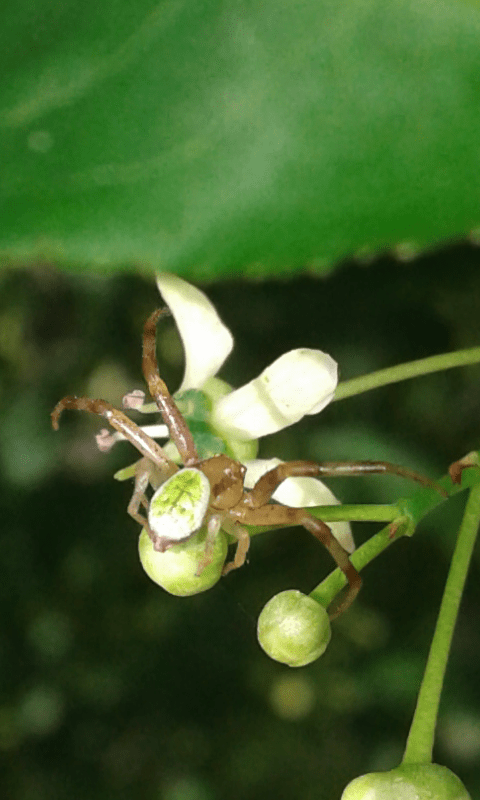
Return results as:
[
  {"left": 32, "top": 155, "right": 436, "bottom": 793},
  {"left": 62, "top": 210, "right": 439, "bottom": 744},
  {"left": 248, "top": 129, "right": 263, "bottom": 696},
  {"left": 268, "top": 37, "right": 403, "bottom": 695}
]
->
[{"left": 148, "top": 468, "right": 211, "bottom": 551}]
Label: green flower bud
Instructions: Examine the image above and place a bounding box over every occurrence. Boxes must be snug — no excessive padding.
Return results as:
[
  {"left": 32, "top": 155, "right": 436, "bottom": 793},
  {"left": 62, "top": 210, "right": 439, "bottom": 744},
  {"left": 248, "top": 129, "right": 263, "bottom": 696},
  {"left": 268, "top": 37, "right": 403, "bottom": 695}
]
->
[
  {"left": 139, "top": 526, "right": 228, "bottom": 596},
  {"left": 341, "top": 763, "right": 471, "bottom": 799},
  {"left": 257, "top": 590, "right": 331, "bottom": 667}
]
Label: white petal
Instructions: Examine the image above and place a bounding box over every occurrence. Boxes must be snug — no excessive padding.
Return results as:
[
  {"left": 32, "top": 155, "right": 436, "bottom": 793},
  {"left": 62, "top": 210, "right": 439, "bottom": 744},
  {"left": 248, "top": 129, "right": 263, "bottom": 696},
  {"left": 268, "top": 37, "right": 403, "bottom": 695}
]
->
[
  {"left": 156, "top": 273, "right": 234, "bottom": 391},
  {"left": 95, "top": 423, "right": 169, "bottom": 450},
  {"left": 244, "top": 458, "right": 355, "bottom": 553},
  {"left": 138, "top": 424, "right": 169, "bottom": 439},
  {"left": 212, "top": 348, "right": 337, "bottom": 439}
]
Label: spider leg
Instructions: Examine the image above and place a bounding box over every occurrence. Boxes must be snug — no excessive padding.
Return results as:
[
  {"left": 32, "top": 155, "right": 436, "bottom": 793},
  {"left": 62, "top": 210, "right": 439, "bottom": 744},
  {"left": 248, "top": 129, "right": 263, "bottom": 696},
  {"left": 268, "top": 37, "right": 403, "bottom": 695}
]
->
[
  {"left": 195, "top": 513, "right": 224, "bottom": 575},
  {"left": 246, "top": 459, "right": 446, "bottom": 504},
  {"left": 195, "top": 514, "right": 250, "bottom": 577},
  {"left": 142, "top": 309, "right": 199, "bottom": 467},
  {"left": 449, "top": 451, "right": 479, "bottom": 485},
  {"left": 312, "top": 460, "right": 447, "bottom": 495},
  {"left": 127, "top": 458, "right": 154, "bottom": 535},
  {"left": 220, "top": 518, "right": 251, "bottom": 576},
  {"left": 128, "top": 457, "right": 180, "bottom": 543},
  {"left": 51, "top": 396, "right": 175, "bottom": 470},
  {"left": 299, "top": 511, "right": 361, "bottom": 618}
]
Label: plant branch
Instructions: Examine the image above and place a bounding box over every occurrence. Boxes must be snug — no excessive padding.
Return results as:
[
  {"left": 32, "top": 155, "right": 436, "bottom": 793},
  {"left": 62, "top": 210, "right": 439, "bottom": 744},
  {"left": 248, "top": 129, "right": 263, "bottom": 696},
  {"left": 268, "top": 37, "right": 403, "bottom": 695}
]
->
[
  {"left": 334, "top": 347, "right": 480, "bottom": 402},
  {"left": 402, "top": 479, "right": 480, "bottom": 764}
]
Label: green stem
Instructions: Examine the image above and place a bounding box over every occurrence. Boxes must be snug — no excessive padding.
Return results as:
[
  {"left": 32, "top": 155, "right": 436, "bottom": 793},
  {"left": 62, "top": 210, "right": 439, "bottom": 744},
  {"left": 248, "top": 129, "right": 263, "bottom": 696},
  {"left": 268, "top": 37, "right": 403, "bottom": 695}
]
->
[
  {"left": 334, "top": 347, "right": 480, "bottom": 402},
  {"left": 247, "top": 504, "right": 398, "bottom": 539},
  {"left": 402, "top": 481, "right": 480, "bottom": 764},
  {"left": 307, "top": 504, "right": 396, "bottom": 523}
]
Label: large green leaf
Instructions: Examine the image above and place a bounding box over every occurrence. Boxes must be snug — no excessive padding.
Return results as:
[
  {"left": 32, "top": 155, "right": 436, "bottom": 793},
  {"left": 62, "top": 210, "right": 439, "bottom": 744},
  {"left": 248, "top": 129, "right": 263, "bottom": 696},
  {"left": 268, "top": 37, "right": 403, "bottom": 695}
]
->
[{"left": 2, "top": 0, "right": 480, "bottom": 278}]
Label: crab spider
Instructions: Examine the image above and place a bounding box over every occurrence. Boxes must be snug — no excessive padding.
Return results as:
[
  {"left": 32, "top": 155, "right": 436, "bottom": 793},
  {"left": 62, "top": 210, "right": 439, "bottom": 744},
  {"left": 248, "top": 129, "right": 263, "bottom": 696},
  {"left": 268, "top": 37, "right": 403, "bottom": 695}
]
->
[{"left": 52, "top": 309, "right": 444, "bottom": 618}]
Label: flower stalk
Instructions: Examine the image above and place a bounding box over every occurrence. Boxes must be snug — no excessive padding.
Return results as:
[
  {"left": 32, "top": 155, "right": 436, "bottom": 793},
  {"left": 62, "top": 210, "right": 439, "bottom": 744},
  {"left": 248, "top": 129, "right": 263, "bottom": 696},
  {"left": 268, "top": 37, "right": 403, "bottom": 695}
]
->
[
  {"left": 402, "top": 478, "right": 480, "bottom": 765},
  {"left": 334, "top": 346, "right": 480, "bottom": 402}
]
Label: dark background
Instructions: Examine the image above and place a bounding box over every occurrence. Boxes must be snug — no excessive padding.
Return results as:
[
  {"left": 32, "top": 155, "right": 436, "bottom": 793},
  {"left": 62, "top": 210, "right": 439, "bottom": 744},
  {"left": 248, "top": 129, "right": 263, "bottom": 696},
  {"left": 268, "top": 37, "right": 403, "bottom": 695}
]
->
[{"left": 1, "top": 249, "right": 480, "bottom": 799}]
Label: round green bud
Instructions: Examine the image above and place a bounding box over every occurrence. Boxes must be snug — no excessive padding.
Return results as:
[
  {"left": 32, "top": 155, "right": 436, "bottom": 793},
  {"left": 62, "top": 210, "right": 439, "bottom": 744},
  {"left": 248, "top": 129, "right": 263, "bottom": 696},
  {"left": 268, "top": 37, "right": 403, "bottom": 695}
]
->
[
  {"left": 138, "top": 526, "right": 228, "bottom": 596},
  {"left": 341, "top": 763, "right": 471, "bottom": 799},
  {"left": 257, "top": 590, "right": 331, "bottom": 667}
]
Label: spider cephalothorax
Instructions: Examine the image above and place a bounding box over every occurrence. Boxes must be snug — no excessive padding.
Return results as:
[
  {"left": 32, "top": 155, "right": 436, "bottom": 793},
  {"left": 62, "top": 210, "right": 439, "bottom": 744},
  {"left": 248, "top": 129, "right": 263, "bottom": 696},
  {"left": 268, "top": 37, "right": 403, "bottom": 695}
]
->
[{"left": 52, "top": 308, "right": 443, "bottom": 617}]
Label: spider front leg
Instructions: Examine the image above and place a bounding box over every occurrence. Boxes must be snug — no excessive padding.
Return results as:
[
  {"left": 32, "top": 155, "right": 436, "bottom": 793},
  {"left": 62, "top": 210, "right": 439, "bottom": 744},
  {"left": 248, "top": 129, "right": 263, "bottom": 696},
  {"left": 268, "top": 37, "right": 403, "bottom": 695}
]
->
[
  {"left": 142, "top": 309, "right": 199, "bottom": 467},
  {"left": 305, "top": 460, "right": 447, "bottom": 495},
  {"left": 52, "top": 396, "right": 182, "bottom": 540},
  {"left": 51, "top": 396, "right": 175, "bottom": 470},
  {"left": 247, "top": 459, "right": 447, "bottom": 498}
]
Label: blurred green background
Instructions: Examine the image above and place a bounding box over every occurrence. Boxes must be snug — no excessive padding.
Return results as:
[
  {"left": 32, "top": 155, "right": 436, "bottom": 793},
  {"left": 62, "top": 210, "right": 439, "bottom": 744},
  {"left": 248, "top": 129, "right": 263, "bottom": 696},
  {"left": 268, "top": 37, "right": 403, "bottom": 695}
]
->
[{"left": 1, "top": 251, "right": 480, "bottom": 799}]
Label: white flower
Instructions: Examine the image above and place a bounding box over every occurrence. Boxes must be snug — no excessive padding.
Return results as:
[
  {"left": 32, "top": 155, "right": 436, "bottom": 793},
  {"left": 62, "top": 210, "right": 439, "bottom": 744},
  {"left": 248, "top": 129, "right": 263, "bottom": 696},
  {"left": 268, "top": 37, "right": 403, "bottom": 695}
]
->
[
  {"left": 156, "top": 274, "right": 353, "bottom": 551},
  {"left": 106, "top": 273, "right": 353, "bottom": 550},
  {"left": 155, "top": 273, "right": 338, "bottom": 441}
]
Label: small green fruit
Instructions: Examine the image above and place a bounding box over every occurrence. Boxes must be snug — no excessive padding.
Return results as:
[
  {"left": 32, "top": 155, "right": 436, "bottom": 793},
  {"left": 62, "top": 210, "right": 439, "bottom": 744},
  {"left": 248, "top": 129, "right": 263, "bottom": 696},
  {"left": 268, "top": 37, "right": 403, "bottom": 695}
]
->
[
  {"left": 341, "top": 763, "right": 471, "bottom": 799},
  {"left": 139, "top": 525, "right": 227, "bottom": 596},
  {"left": 257, "top": 589, "right": 331, "bottom": 667}
]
